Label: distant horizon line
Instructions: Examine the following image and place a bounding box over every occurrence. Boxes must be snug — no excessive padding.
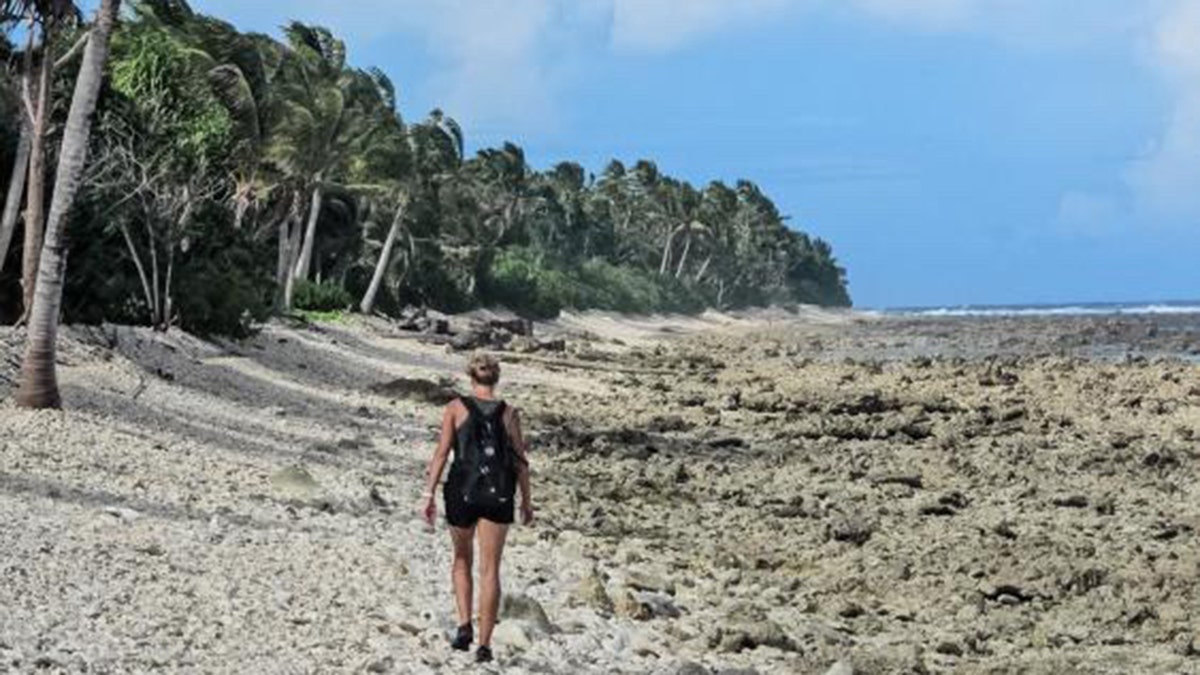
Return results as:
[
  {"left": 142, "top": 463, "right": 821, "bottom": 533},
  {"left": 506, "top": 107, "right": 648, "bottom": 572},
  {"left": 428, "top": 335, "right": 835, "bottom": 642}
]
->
[{"left": 876, "top": 299, "right": 1200, "bottom": 315}]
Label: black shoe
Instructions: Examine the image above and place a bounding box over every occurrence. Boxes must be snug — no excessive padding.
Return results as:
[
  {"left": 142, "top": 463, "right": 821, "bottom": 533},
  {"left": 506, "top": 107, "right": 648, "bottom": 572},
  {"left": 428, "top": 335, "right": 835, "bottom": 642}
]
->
[
  {"left": 450, "top": 623, "right": 473, "bottom": 651},
  {"left": 475, "top": 645, "right": 493, "bottom": 663}
]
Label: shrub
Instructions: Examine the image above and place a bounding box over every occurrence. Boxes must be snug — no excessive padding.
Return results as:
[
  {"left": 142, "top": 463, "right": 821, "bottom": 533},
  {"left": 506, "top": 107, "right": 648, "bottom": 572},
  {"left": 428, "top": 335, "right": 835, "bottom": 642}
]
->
[
  {"left": 485, "top": 248, "right": 579, "bottom": 318},
  {"left": 293, "top": 280, "right": 353, "bottom": 312}
]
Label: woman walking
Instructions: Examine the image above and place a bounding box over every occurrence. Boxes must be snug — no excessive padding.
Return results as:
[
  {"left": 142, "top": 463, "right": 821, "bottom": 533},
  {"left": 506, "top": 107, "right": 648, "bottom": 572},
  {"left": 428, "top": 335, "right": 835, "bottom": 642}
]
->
[{"left": 421, "top": 354, "right": 534, "bottom": 663}]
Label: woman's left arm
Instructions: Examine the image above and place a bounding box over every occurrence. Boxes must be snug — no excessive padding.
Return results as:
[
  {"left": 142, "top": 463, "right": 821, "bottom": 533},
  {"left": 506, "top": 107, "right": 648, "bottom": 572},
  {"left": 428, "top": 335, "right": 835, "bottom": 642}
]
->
[{"left": 507, "top": 407, "right": 534, "bottom": 524}]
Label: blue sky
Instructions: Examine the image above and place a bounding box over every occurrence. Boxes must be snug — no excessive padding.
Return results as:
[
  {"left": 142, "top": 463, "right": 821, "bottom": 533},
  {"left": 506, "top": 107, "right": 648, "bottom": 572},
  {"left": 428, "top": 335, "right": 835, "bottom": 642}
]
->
[{"left": 187, "top": 0, "right": 1200, "bottom": 309}]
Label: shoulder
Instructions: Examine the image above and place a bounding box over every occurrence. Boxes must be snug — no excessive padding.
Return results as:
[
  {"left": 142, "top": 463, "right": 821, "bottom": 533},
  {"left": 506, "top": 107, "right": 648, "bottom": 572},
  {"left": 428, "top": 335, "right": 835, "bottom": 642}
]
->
[
  {"left": 443, "top": 397, "right": 466, "bottom": 418},
  {"left": 502, "top": 403, "right": 522, "bottom": 427}
]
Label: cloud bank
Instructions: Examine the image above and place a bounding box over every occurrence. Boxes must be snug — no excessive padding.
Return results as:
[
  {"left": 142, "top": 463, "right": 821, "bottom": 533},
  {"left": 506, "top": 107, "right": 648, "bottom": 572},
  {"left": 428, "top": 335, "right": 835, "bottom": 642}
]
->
[{"left": 1125, "top": 0, "right": 1200, "bottom": 221}]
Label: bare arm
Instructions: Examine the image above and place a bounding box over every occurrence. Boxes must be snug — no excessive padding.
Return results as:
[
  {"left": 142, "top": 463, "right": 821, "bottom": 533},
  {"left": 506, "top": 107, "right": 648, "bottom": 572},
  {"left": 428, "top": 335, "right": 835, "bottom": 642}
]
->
[
  {"left": 424, "top": 403, "right": 457, "bottom": 498},
  {"left": 506, "top": 407, "right": 532, "bottom": 508}
]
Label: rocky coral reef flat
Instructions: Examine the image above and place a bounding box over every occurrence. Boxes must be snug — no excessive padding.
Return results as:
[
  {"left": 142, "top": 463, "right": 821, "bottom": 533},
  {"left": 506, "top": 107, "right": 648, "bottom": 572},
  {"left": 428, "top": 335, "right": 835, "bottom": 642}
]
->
[{"left": 2, "top": 310, "right": 1199, "bottom": 674}]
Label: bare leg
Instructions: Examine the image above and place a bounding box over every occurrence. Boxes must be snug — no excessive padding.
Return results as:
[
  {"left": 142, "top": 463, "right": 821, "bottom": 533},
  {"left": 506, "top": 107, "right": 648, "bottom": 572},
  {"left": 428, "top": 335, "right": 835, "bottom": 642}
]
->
[
  {"left": 449, "top": 525, "right": 475, "bottom": 627},
  {"left": 475, "top": 519, "right": 510, "bottom": 647}
]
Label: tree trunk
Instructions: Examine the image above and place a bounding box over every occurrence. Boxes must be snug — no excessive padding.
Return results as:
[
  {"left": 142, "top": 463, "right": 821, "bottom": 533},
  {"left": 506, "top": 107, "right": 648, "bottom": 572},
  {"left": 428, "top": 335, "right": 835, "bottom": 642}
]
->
[
  {"left": 118, "top": 221, "right": 154, "bottom": 322},
  {"left": 694, "top": 254, "right": 713, "bottom": 284},
  {"left": 0, "top": 117, "right": 32, "bottom": 274},
  {"left": 658, "top": 225, "right": 679, "bottom": 276},
  {"left": 163, "top": 243, "right": 174, "bottom": 330},
  {"left": 16, "top": 0, "right": 121, "bottom": 410},
  {"left": 360, "top": 204, "right": 405, "bottom": 315},
  {"left": 674, "top": 232, "right": 692, "bottom": 278},
  {"left": 146, "top": 217, "right": 160, "bottom": 326},
  {"left": 20, "top": 48, "right": 54, "bottom": 319},
  {"left": 283, "top": 216, "right": 303, "bottom": 309},
  {"left": 233, "top": 181, "right": 251, "bottom": 230},
  {"left": 293, "top": 180, "right": 322, "bottom": 281},
  {"left": 274, "top": 217, "right": 290, "bottom": 310}
]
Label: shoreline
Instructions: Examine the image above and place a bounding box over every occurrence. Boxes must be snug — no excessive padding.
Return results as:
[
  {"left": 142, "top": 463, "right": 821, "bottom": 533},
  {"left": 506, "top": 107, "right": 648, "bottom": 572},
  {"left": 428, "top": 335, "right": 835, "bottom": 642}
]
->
[{"left": 2, "top": 311, "right": 1199, "bottom": 673}]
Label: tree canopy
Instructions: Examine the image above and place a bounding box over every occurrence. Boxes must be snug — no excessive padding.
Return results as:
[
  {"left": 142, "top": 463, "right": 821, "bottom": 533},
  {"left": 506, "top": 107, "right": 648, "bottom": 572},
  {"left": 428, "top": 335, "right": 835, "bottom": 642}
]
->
[{"left": 0, "top": 0, "right": 851, "bottom": 334}]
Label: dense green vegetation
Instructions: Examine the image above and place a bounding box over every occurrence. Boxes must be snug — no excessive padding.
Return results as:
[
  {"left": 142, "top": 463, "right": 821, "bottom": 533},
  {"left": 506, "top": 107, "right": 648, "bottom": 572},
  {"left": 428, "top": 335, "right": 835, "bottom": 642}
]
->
[{"left": 1, "top": 0, "right": 850, "bottom": 337}]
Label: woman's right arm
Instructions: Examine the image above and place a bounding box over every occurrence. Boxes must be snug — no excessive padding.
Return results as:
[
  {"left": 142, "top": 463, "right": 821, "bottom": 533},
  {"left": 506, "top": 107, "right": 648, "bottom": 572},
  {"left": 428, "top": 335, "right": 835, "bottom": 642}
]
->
[{"left": 420, "top": 404, "right": 457, "bottom": 524}]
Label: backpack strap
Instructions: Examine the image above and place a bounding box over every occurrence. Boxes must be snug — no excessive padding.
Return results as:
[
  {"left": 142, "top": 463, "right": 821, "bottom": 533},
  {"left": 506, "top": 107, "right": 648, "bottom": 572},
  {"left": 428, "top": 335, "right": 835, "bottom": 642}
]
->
[
  {"left": 489, "top": 400, "right": 508, "bottom": 422},
  {"left": 459, "top": 395, "right": 481, "bottom": 418}
]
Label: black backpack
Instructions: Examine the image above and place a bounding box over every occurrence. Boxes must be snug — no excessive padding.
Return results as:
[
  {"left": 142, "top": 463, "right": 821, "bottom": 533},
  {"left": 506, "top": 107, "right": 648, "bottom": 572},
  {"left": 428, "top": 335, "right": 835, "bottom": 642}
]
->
[{"left": 456, "top": 397, "right": 517, "bottom": 509}]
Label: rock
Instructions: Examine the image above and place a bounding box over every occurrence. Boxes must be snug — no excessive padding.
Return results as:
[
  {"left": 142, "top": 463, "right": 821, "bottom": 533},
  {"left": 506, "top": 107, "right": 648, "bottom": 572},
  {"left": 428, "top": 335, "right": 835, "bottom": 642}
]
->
[
  {"left": 716, "top": 619, "right": 797, "bottom": 653},
  {"left": 536, "top": 338, "right": 566, "bottom": 352},
  {"left": 365, "top": 656, "right": 394, "bottom": 673},
  {"left": 630, "top": 630, "right": 662, "bottom": 658},
  {"left": 509, "top": 336, "right": 539, "bottom": 353},
  {"left": 824, "top": 661, "right": 855, "bottom": 675},
  {"left": 934, "top": 640, "right": 962, "bottom": 656},
  {"left": 102, "top": 506, "right": 141, "bottom": 522},
  {"left": 571, "top": 571, "right": 614, "bottom": 615},
  {"left": 676, "top": 661, "right": 711, "bottom": 675},
  {"left": 836, "top": 601, "right": 865, "bottom": 619},
  {"left": 718, "top": 392, "right": 742, "bottom": 411},
  {"left": 828, "top": 513, "right": 875, "bottom": 545},
  {"left": 1051, "top": 494, "right": 1089, "bottom": 508},
  {"left": 511, "top": 336, "right": 568, "bottom": 354},
  {"left": 489, "top": 318, "right": 533, "bottom": 337},
  {"left": 449, "top": 326, "right": 514, "bottom": 352},
  {"left": 270, "top": 465, "right": 319, "bottom": 497},
  {"left": 626, "top": 569, "right": 676, "bottom": 596},
  {"left": 707, "top": 436, "right": 747, "bottom": 449},
  {"left": 635, "top": 591, "right": 682, "bottom": 619},
  {"left": 492, "top": 621, "right": 534, "bottom": 650},
  {"left": 501, "top": 594, "right": 554, "bottom": 633},
  {"left": 614, "top": 590, "right": 652, "bottom": 621},
  {"left": 368, "top": 485, "right": 395, "bottom": 510},
  {"left": 367, "top": 377, "right": 458, "bottom": 405}
]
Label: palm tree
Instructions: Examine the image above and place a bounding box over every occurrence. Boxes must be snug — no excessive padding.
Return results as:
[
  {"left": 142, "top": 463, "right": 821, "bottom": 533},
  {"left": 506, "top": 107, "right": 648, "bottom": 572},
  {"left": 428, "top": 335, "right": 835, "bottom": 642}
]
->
[
  {"left": 269, "top": 22, "right": 384, "bottom": 299},
  {"left": 19, "top": 20, "right": 54, "bottom": 319},
  {"left": 134, "top": 0, "right": 285, "bottom": 231},
  {"left": 0, "top": 114, "right": 30, "bottom": 274},
  {"left": 2, "top": 1, "right": 79, "bottom": 319},
  {"left": 15, "top": 0, "right": 121, "bottom": 408},
  {"left": 358, "top": 109, "right": 465, "bottom": 314}
]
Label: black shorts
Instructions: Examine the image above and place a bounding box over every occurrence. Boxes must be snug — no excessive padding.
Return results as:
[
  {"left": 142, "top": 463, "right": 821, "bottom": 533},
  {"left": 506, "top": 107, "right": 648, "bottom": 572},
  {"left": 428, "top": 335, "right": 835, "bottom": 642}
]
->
[{"left": 444, "top": 476, "right": 514, "bottom": 528}]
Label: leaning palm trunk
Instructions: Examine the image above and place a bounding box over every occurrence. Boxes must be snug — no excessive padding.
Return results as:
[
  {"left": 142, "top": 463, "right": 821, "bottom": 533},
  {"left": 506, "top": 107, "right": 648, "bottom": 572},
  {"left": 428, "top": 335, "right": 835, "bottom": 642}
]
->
[
  {"left": 273, "top": 217, "right": 291, "bottom": 310},
  {"left": 16, "top": 0, "right": 121, "bottom": 409},
  {"left": 360, "top": 203, "right": 406, "bottom": 315},
  {"left": 283, "top": 216, "right": 303, "bottom": 309},
  {"left": 0, "top": 118, "right": 32, "bottom": 274},
  {"left": 20, "top": 49, "right": 54, "bottom": 318},
  {"left": 674, "top": 232, "right": 692, "bottom": 278},
  {"left": 659, "top": 224, "right": 683, "bottom": 276},
  {"left": 293, "top": 179, "right": 323, "bottom": 280},
  {"left": 694, "top": 254, "right": 713, "bottom": 284},
  {"left": 658, "top": 232, "right": 673, "bottom": 276}
]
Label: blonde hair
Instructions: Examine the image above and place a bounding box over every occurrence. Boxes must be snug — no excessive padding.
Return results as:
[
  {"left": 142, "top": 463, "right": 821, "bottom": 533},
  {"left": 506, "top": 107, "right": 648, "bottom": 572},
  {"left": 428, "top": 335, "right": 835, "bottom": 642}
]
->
[{"left": 466, "top": 353, "right": 501, "bottom": 386}]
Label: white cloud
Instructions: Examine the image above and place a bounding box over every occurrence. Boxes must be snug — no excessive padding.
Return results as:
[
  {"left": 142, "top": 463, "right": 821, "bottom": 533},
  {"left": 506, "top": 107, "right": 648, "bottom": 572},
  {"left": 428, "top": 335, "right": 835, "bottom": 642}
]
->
[
  {"left": 195, "top": 0, "right": 591, "bottom": 138},
  {"left": 1125, "top": 0, "right": 1200, "bottom": 221},
  {"left": 608, "top": 0, "right": 791, "bottom": 52},
  {"left": 409, "top": 0, "right": 564, "bottom": 137},
  {"left": 195, "top": 0, "right": 1200, "bottom": 224}
]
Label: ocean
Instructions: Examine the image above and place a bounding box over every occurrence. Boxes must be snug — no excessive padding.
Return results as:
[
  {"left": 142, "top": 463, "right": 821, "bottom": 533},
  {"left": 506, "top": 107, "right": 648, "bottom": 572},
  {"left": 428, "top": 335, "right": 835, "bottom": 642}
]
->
[{"left": 883, "top": 300, "right": 1200, "bottom": 318}]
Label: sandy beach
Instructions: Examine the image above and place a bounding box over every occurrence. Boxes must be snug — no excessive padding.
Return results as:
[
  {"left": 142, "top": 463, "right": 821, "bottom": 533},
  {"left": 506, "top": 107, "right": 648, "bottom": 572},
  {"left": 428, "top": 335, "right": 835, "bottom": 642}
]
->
[{"left": 2, "top": 309, "right": 1199, "bottom": 674}]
